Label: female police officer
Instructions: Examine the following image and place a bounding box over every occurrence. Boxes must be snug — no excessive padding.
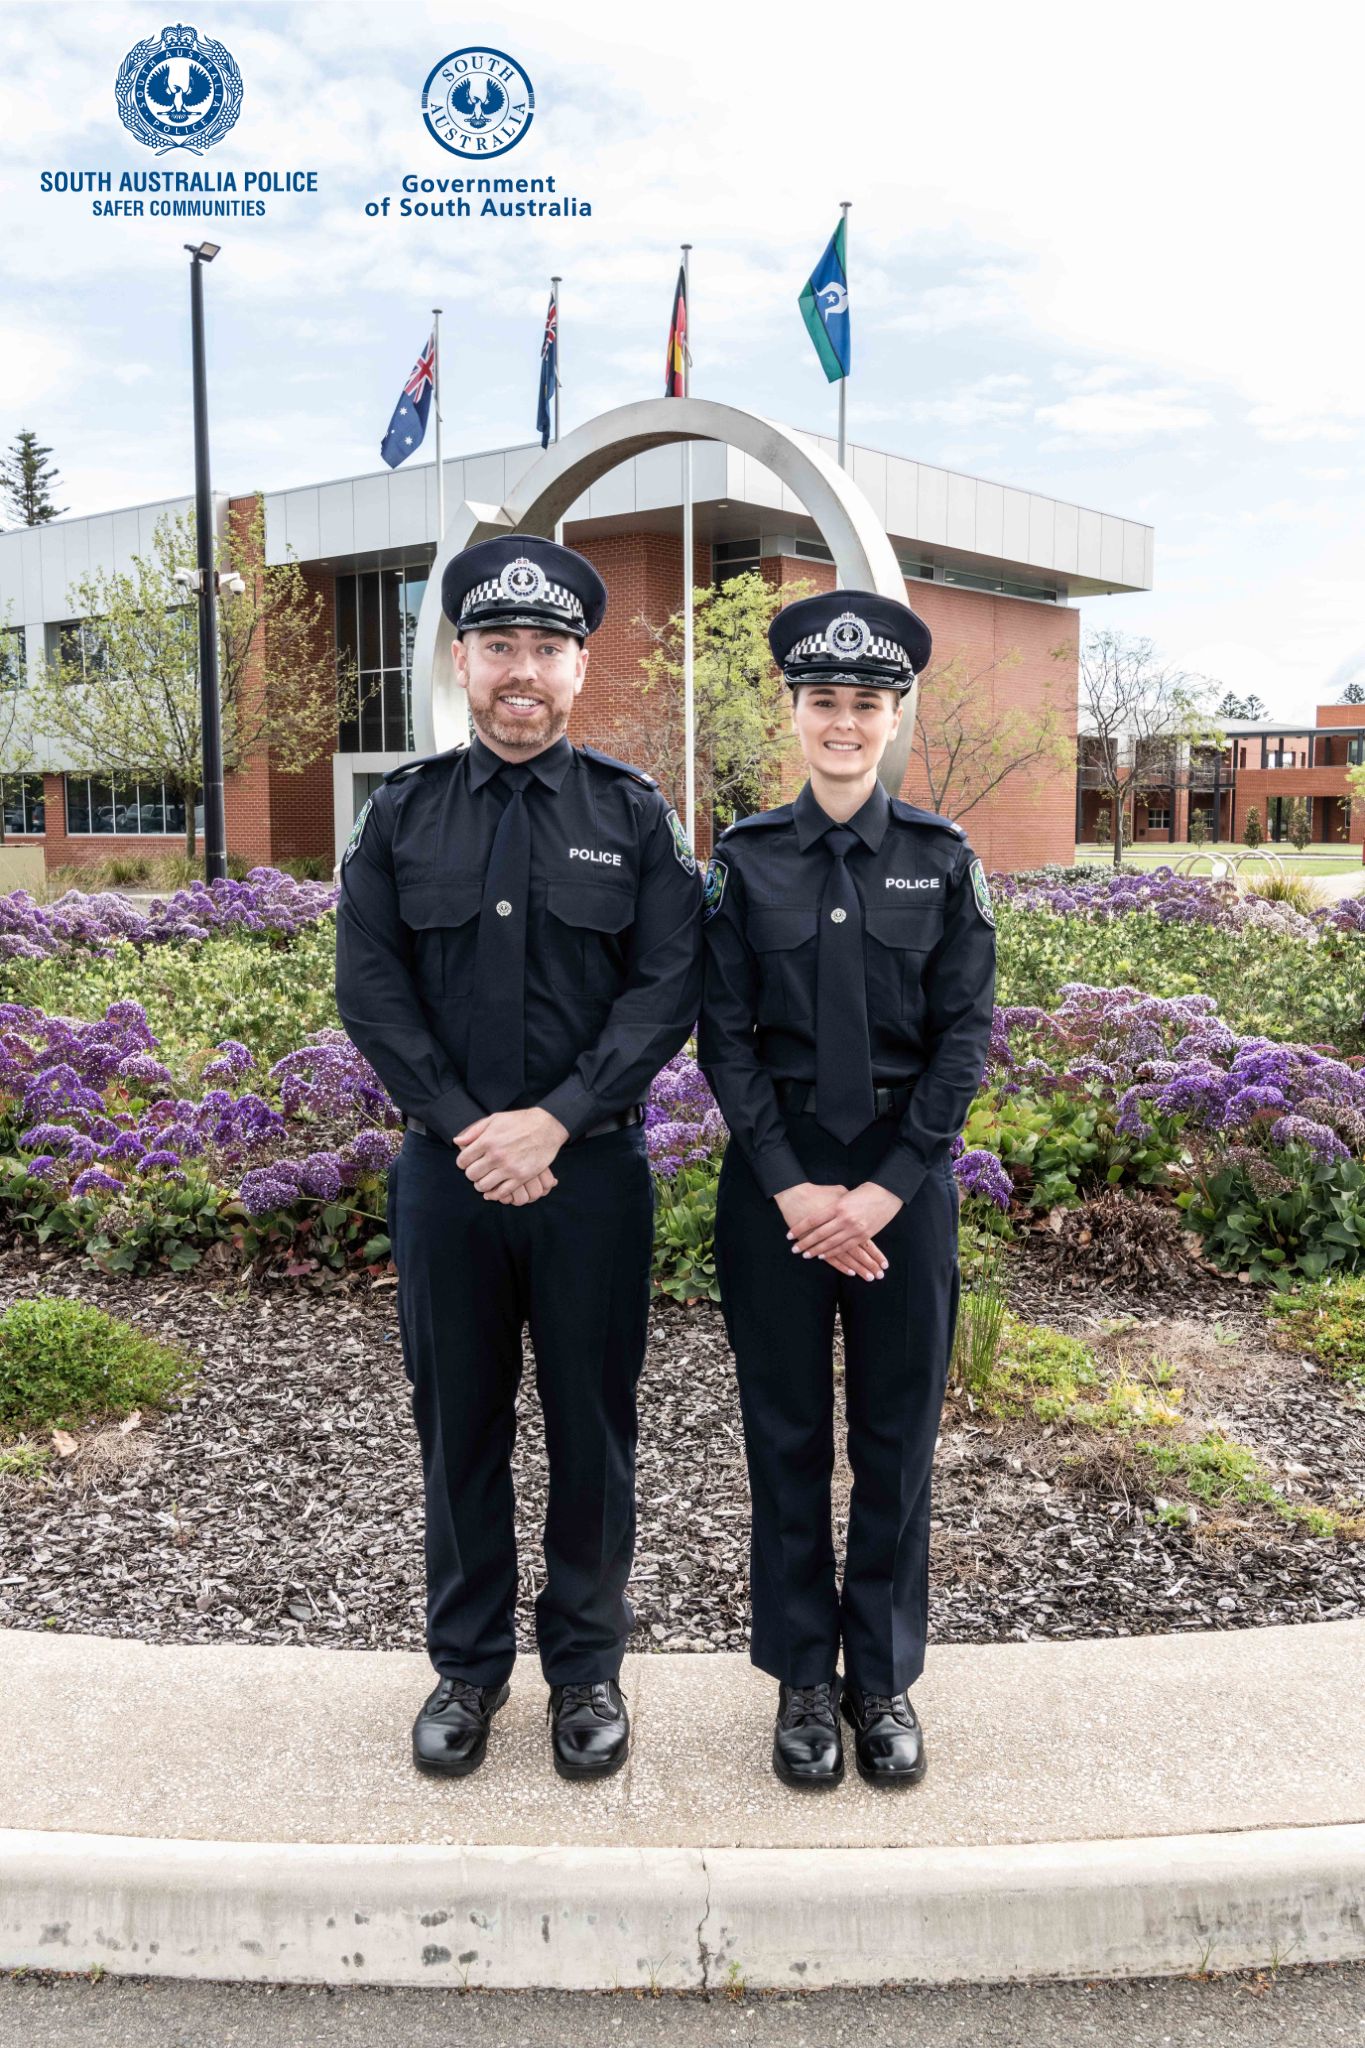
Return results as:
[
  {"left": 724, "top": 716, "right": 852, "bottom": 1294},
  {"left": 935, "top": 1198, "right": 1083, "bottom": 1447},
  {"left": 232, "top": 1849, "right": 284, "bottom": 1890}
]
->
[{"left": 698, "top": 589, "right": 996, "bottom": 1789}]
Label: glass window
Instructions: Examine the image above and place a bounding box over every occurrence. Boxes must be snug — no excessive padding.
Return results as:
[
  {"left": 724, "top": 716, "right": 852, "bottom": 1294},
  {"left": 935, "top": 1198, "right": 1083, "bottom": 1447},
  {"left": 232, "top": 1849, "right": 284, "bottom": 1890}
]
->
[
  {"left": 139, "top": 783, "right": 166, "bottom": 835},
  {"left": 165, "top": 788, "right": 187, "bottom": 836},
  {"left": 358, "top": 572, "right": 381, "bottom": 673},
  {"left": 338, "top": 563, "right": 427, "bottom": 754},
  {"left": 0, "top": 774, "right": 43, "bottom": 834},
  {"left": 399, "top": 574, "right": 427, "bottom": 677},
  {"left": 1349, "top": 736, "right": 1365, "bottom": 767},
  {"left": 65, "top": 776, "right": 91, "bottom": 833},
  {"left": 0, "top": 627, "right": 25, "bottom": 689},
  {"left": 112, "top": 777, "right": 140, "bottom": 833}
]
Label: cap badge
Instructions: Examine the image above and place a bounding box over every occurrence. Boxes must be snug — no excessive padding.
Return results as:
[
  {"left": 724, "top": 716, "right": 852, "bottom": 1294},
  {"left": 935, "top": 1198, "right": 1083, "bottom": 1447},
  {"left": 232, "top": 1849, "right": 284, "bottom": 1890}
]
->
[
  {"left": 499, "top": 557, "right": 548, "bottom": 604},
  {"left": 825, "top": 611, "right": 871, "bottom": 661}
]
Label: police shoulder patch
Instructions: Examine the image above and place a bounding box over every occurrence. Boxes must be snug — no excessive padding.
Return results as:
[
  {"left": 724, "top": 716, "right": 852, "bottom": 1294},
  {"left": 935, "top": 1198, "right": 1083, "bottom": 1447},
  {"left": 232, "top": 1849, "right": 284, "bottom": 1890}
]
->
[
  {"left": 969, "top": 856, "right": 995, "bottom": 928},
  {"left": 341, "top": 795, "right": 373, "bottom": 866},
  {"left": 702, "top": 856, "right": 728, "bottom": 921},
  {"left": 665, "top": 805, "right": 697, "bottom": 875}
]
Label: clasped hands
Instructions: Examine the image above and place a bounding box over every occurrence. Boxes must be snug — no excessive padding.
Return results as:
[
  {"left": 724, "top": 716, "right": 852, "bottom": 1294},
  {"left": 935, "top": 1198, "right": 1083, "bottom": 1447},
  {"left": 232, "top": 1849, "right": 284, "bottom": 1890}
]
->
[
  {"left": 775, "top": 1180, "right": 903, "bottom": 1281},
  {"left": 452, "top": 1107, "right": 568, "bottom": 1204}
]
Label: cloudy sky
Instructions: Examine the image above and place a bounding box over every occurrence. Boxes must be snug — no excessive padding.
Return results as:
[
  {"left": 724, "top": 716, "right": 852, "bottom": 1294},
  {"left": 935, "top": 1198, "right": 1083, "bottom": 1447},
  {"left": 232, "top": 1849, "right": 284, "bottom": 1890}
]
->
[{"left": 2, "top": 0, "right": 1361, "bottom": 720}]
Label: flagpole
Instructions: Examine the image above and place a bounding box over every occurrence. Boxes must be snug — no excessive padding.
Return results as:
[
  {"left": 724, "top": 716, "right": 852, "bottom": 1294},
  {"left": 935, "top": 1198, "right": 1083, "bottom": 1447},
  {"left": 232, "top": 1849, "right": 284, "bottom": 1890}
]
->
[
  {"left": 837, "top": 202, "right": 850, "bottom": 470},
  {"left": 681, "top": 242, "right": 695, "bottom": 853},
  {"left": 432, "top": 306, "right": 445, "bottom": 540},
  {"left": 551, "top": 274, "right": 563, "bottom": 545}
]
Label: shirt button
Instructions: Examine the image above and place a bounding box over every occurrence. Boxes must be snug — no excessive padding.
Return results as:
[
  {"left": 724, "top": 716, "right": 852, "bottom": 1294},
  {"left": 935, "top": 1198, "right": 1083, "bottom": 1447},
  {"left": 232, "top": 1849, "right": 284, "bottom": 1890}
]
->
[
  {"left": 496, "top": 900, "right": 513, "bottom": 917},
  {"left": 831, "top": 907, "right": 847, "bottom": 924}
]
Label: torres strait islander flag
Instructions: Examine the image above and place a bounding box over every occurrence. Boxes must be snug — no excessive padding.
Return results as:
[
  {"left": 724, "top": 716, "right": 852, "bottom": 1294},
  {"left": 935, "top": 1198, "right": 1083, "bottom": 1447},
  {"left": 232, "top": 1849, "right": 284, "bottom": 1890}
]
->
[
  {"left": 799, "top": 219, "right": 851, "bottom": 382},
  {"left": 664, "top": 263, "right": 689, "bottom": 396}
]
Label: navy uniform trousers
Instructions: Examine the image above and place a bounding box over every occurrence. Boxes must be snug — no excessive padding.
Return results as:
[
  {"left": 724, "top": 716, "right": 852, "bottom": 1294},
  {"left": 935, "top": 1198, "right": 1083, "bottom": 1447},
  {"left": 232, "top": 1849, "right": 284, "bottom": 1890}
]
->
[
  {"left": 713, "top": 1105, "right": 961, "bottom": 1698},
  {"left": 387, "top": 1119, "right": 655, "bottom": 1688}
]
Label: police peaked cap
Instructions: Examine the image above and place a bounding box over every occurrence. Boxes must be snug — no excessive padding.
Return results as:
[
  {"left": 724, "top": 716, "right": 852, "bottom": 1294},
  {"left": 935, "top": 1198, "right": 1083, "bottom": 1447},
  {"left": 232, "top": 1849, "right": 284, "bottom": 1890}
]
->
[
  {"left": 441, "top": 534, "right": 607, "bottom": 641},
  {"left": 769, "top": 589, "right": 932, "bottom": 694}
]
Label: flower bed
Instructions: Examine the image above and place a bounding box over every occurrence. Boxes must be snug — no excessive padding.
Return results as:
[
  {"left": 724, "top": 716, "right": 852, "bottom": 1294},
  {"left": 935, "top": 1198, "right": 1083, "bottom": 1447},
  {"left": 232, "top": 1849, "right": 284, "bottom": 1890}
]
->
[{"left": 1, "top": 867, "right": 1362, "bottom": 1286}]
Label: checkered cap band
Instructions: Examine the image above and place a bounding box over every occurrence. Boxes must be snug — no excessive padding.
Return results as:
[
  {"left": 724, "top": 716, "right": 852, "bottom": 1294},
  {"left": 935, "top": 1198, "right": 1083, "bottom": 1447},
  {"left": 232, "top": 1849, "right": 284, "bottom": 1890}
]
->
[
  {"left": 788, "top": 630, "right": 914, "bottom": 670},
  {"left": 460, "top": 576, "right": 585, "bottom": 626}
]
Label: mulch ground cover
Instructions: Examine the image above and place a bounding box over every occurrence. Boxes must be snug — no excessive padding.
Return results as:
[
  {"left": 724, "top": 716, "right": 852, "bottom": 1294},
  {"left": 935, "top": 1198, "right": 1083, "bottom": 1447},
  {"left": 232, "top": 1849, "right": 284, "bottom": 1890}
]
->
[{"left": 0, "top": 1220, "right": 1361, "bottom": 1660}]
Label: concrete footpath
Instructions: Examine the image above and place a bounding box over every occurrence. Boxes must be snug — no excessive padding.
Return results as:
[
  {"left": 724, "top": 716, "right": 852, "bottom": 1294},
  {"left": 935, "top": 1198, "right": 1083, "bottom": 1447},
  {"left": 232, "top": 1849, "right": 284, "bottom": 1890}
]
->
[{"left": 1, "top": 1622, "right": 1363, "bottom": 1990}]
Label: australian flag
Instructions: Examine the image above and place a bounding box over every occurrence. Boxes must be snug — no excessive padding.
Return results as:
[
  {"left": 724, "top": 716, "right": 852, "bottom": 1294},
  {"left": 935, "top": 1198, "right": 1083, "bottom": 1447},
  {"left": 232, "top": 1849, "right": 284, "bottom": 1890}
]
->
[
  {"left": 536, "top": 292, "right": 558, "bottom": 448},
  {"left": 380, "top": 332, "right": 436, "bottom": 469}
]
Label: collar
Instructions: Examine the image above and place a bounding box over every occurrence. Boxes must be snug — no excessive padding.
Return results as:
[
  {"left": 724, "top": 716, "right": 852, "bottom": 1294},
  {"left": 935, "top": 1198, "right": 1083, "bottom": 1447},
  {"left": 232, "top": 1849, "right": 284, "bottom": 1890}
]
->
[
  {"left": 468, "top": 730, "right": 575, "bottom": 792},
  {"left": 794, "top": 776, "right": 890, "bottom": 853}
]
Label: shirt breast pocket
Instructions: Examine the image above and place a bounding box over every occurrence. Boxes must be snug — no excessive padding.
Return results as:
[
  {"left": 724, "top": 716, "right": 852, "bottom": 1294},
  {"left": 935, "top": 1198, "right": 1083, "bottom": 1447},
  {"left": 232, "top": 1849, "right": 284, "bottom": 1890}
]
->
[
  {"left": 746, "top": 905, "right": 818, "bottom": 1027},
  {"left": 864, "top": 902, "right": 943, "bottom": 1031},
  {"left": 397, "top": 877, "right": 482, "bottom": 1005},
  {"left": 545, "top": 879, "right": 635, "bottom": 996}
]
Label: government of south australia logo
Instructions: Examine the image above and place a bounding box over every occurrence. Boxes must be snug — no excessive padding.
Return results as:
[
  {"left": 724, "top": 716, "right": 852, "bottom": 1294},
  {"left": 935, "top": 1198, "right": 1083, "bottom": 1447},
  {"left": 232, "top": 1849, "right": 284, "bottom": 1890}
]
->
[
  {"left": 422, "top": 47, "right": 534, "bottom": 159},
  {"left": 114, "top": 22, "right": 244, "bottom": 154}
]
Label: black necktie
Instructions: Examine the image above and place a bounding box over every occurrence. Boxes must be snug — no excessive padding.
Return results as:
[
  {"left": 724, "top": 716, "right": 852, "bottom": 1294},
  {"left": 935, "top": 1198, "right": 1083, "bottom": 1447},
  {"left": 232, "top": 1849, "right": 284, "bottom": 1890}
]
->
[
  {"left": 466, "top": 762, "right": 533, "bottom": 1112},
  {"left": 814, "top": 825, "right": 876, "bottom": 1143}
]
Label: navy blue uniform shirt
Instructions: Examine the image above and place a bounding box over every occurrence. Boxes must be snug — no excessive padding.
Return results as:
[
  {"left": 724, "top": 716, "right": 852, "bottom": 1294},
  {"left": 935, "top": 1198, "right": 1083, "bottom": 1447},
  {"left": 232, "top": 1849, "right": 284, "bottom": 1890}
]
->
[
  {"left": 334, "top": 732, "right": 704, "bottom": 1144},
  {"left": 697, "top": 778, "right": 997, "bottom": 1206}
]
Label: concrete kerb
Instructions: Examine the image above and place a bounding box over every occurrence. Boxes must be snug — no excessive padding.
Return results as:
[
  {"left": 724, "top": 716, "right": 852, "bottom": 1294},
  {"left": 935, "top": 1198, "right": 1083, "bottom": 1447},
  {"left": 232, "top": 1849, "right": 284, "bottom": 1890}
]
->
[{"left": 4, "top": 1825, "right": 1365, "bottom": 1990}]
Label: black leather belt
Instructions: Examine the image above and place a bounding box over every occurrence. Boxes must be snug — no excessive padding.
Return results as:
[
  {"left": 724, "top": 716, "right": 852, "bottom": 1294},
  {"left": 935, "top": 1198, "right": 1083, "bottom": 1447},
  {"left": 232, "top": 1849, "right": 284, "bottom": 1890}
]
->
[
  {"left": 404, "top": 1104, "right": 645, "bottom": 1144},
  {"left": 775, "top": 1079, "right": 913, "bottom": 1118}
]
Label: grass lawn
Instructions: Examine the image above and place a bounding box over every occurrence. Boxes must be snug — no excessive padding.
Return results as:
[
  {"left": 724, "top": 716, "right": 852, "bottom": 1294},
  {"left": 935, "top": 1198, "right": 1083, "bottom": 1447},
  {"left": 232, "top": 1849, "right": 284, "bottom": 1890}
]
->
[{"left": 1075, "top": 843, "right": 1362, "bottom": 878}]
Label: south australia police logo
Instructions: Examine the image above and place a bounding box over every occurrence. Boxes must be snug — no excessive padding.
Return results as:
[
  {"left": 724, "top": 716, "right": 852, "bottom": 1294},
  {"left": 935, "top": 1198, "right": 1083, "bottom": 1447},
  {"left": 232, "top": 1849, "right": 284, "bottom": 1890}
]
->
[
  {"left": 114, "top": 23, "right": 244, "bottom": 154},
  {"left": 422, "top": 48, "right": 535, "bottom": 159},
  {"left": 499, "top": 557, "right": 547, "bottom": 604},
  {"left": 825, "top": 611, "right": 871, "bottom": 661}
]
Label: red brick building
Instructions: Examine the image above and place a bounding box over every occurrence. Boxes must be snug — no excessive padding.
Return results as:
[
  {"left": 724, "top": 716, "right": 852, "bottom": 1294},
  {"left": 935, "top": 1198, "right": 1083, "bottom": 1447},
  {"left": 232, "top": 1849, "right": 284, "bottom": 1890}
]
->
[
  {"left": 0, "top": 430, "right": 1152, "bottom": 876},
  {"left": 1076, "top": 705, "right": 1364, "bottom": 850}
]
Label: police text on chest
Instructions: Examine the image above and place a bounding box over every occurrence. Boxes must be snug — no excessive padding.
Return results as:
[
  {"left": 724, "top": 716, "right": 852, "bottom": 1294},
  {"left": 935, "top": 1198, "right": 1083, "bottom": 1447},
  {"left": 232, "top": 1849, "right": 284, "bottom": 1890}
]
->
[
  {"left": 885, "top": 876, "right": 941, "bottom": 889},
  {"left": 569, "top": 847, "right": 623, "bottom": 867}
]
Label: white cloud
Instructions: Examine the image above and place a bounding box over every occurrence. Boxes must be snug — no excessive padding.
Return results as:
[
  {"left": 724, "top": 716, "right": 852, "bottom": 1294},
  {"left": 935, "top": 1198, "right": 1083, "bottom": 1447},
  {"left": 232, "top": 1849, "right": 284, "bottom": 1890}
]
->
[{"left": 1035, "top": 389, "right": 1213, "bottom": 445}]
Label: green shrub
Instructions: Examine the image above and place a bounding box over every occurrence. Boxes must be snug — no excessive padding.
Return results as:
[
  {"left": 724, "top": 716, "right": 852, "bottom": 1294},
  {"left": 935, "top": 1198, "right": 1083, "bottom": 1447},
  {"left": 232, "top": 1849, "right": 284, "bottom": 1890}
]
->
[
  {"left": 0, "top": 1296, "right": 194, "bottom": 1435},
  {"left": 1267, "top": 1274, "right": 1365, "bottom": 1384},
  {"left": 652, "top": 1162, "right": 721, "bottom": 1303},
  {"left": 994, "top": 900, "right": 1365, "bottom": 1054},
  {"left": 1180, "top": 1151, "right": 1365, "bottom": 1283}
]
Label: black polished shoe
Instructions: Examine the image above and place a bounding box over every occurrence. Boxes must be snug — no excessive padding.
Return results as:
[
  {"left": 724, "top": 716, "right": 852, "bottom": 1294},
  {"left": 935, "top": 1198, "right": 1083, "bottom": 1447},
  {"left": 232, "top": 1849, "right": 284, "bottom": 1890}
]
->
[
  {"left": 547, "top": 1680, "right": 630, "bottom": 1780},
  {"left": 411, "top": 1675, "right": 510, "bottom": 1777},
  {"left": 839, "top": 1679, "right": 926, "bottom": 1786},
  {"left": 773, "top": 1680, "right": 844, "bottom": 1789}
]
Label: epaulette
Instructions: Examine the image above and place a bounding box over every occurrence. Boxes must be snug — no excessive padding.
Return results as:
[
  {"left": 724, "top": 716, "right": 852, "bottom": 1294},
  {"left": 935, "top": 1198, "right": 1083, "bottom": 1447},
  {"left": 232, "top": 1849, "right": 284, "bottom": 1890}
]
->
[
  {"left": 577, "top": 744, "right": 658, "bottom": 789},
  {"left": 718, "top": 804, "right": 794, "bottom": 839},
  {"left": 381, "top": 744, "right": 467, "bottom": 785},
  {"left": 890, "top": 796, "right": 967, "bottom": 839}
]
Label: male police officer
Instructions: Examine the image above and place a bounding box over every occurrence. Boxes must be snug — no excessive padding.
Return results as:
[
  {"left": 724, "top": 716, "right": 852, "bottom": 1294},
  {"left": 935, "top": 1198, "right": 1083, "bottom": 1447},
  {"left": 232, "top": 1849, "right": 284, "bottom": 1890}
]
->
[
  {"left": 699, "top": 589, "right": 996, "bottom": 1788},
  {"left": 335, "top": 535, "right": 702, "bottom": 1781}
]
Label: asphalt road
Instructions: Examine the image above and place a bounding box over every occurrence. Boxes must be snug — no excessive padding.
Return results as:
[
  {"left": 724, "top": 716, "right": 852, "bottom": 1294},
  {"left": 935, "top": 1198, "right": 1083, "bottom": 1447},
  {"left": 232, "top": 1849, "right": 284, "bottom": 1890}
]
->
[{"left": 2, "top": 1965, "right": 1364, "bottom": 2048}]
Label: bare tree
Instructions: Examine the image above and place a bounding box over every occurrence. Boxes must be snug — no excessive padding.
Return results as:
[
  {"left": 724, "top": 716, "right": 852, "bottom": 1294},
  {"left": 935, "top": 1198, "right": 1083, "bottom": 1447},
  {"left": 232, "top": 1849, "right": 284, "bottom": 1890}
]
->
[
  {"left": 27, "top": 498, "right": 357, "bottom": 859},
  {"left": 607, "top": 570, "right": 810, "bottom": 836},
  {"left": 1074, "top": 629, "right": 1221, "bottom": 868},
  {"left": 912, "top": 644, "right": 1073, "bottom": 823}
]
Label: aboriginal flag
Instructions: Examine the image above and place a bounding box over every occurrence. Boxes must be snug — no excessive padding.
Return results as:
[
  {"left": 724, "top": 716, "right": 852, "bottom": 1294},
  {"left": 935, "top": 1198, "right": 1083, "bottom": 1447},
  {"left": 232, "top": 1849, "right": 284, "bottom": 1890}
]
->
[{"left": 664, "top": 264, "right": 689, "bottom": 396}]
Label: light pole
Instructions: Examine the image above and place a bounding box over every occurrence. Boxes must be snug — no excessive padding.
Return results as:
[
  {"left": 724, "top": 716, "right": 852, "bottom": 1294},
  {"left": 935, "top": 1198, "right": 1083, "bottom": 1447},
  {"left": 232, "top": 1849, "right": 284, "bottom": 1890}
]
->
[{"left": 185, "top": 240, "right": 228, "bottom": 883}]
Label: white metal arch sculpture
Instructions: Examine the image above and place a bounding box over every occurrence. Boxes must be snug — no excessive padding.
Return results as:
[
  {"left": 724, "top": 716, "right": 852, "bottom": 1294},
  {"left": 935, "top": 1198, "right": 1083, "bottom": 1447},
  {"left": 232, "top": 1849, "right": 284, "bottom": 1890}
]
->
[{"left": 409, "top": 397, "right": 919, "bottom": 794}]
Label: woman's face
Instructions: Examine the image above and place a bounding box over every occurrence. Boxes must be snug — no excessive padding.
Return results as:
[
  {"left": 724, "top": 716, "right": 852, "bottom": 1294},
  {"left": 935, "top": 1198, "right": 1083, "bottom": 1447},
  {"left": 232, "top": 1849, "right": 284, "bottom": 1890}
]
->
[{"left": 791, "top": 680, "right": 902, "bottom": 779}]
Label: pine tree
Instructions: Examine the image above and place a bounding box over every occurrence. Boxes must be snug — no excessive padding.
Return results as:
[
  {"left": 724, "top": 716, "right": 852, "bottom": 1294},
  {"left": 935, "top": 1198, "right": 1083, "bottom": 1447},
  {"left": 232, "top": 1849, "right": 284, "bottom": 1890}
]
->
[
  {"left": 1341, "top": 681, "right": 1365, "bottom": 705},
  {"left": 0, "top": 430, "right": 66, "bottom": 527},
  {"left": 1243, "top": 804, "right": 1263, "bottom": 849}
]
